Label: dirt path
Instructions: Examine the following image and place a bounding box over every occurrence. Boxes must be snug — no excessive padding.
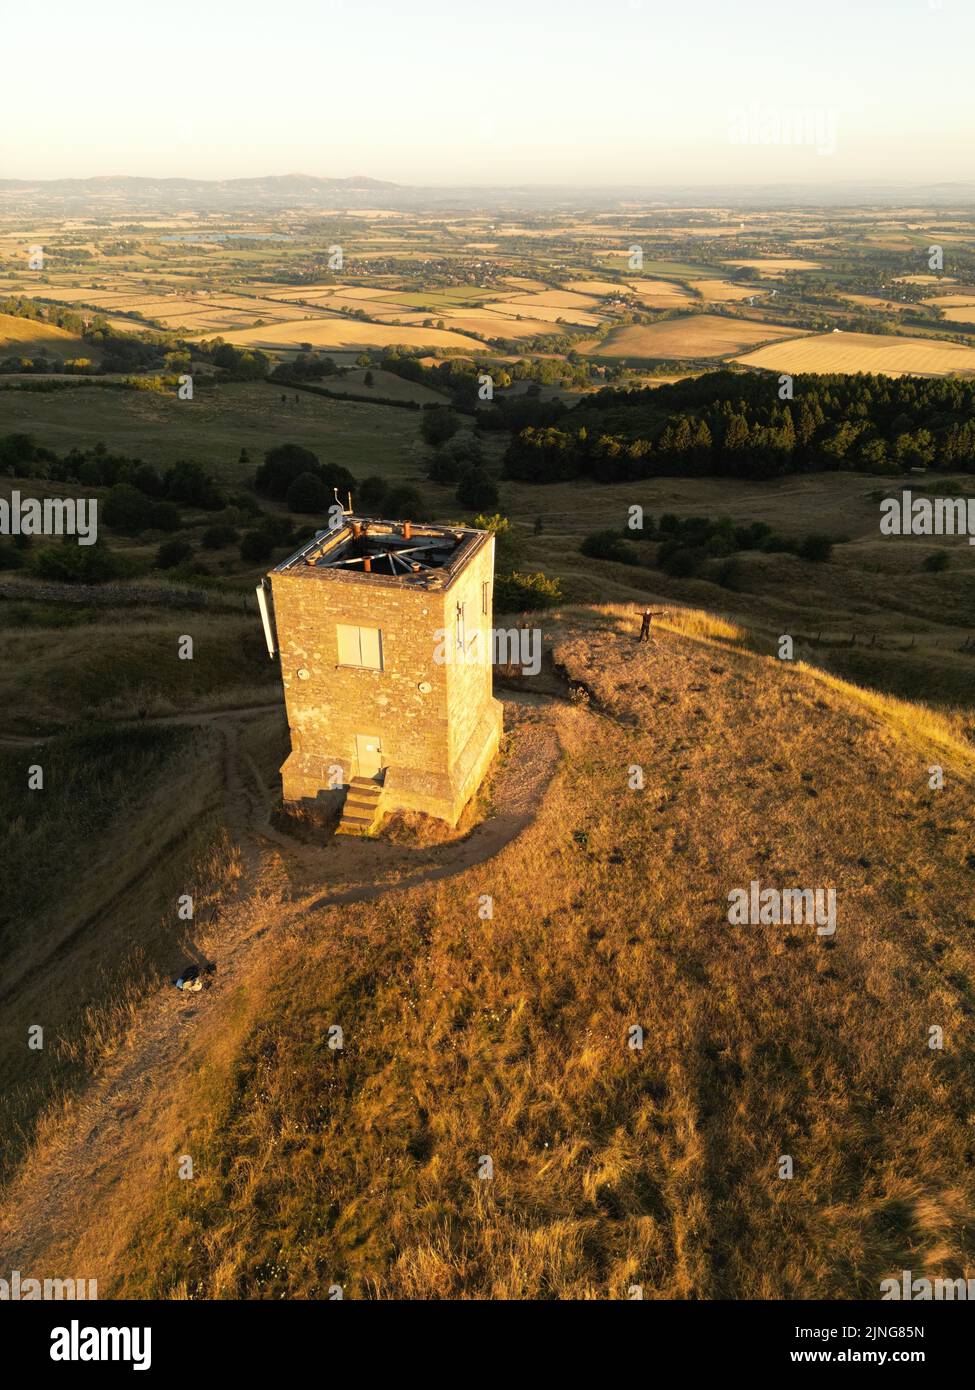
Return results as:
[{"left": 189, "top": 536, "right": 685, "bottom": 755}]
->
[{"left": 0, "top": 696, "right": 560, "bottom": 1272}]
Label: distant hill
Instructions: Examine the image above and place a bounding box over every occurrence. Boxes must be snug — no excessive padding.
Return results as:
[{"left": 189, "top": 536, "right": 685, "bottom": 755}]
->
[
  {"left": 4, "top": 176, "right": 975, "bottom": 214},
  {"left": 0, "top": 174, "right": 402, "bottom": 212}
]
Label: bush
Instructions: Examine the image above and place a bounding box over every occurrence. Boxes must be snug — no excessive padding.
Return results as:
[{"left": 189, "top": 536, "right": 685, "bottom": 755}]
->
[
  {"left": 383, "top": 484, "right": 426, "bottom": 520},
  {"left": 494, "top": 570, "right": 562, "bottom": 612},
  {"left": 420, "top": 406, "right": 459, "bottom": 447},
  {"left": 240, "top": 530, "right": 275, "bottom": 563},
  {"left": 429, "top": 434, "right": 484, "bottom": 484},
  {"left": 201, "top": 523, "right": 240, "bottom": 549},
  {"left": 0, "top": 544, "right": 26, "bottom": 570},
  {"left": 147, "top": 500, "right": 182, "bottom": 533},
  {"left": 456, "top": 466, "right": 499, "bottom": 510},
  {"left": 798, "top": 533, "right": 834, "bottom": 563},
  {"left": 286, "top": 471, "right": 330, "bottom": 513},
  {"left": 255, "top": 443, "right": 354, "bottom": 502},
  {"left": 156, "top": 538, "right": 194, "bottom": 569},
  {"left": 658, "top": 543, "right": 704, "bottom": 578},
  {"left": 164, "top": 459, "right": 225, "bottom": 509},
  {"left": 427, "top": 450, "right": 461, "bottom": 485},
  {"left": 102, "top": 483, "right": 155, "bottom": 533},
  {"left": 580, "top": 529, "right": 639, "bottom": 565},
  {"left": 132, "top": 463, "right": 164, "bottom": 497},
  {"left": 30, "top": 543, "right": 125, "bottom": 583},
  {"left": 923, "top": 550, "right": 950, "bottom": 572}
]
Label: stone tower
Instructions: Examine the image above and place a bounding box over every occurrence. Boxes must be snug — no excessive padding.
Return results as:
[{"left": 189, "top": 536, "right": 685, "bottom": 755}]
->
[{"left": 258, "top": 516, "right": 503, "bottom": 827}]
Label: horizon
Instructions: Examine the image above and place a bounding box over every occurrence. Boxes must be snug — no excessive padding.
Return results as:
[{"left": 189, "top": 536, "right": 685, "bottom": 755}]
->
[{"left": 4, "top": 0, "right": 973, "bottom": 186}]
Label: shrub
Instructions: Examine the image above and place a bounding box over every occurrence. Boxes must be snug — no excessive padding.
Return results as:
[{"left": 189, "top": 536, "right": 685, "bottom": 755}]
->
[
  {"left": 164, "top": 460, "right": 225, "bottom": 509},
  {"left": 286, "top": 471, "right": 330, "bottom": 513},
  {"left": 428, "top": 450, "right": 461, "bottom": 485},
  {"left": 798, "top": 533, "right": 834, "bottom": 563},
  {"left": 30, "top": 543, "right": 125, "bottom": 583},
  {"left": 658, "top": 543, "right": 704, "bottom": 578},
  {"left": 240, "top": 530, "right": 275, "bottom": 563},
  {"left": 494, "top": 570, "right": 562, "bottom": 612},
  {"left": 156, "top": 538, "right": 194, "bottom": 569},
  {"left": 420, "top": 406, "right": 459, "bottom": 447},
  {"left": 146, "top": 500, "right": 182, "bottom": 533},
  {"left": 923, "top": 550, "right": 950, "bottom": 572},
  {"left": 255, "top": 443, "right": 354, "bottom": 502},
  {"left": 456, "top": 466, "right": 499, "bottom": 510},
  {"left": 0, "top": 544, "right": 26, "bottom": 570},
  {"left": 383, "top": 484, "right": 426, "bottom": 520},
  {"left": 201, "top": 523, "right": 240, "bottom": 549},
  {"left": 132, "top": 463, "right": 164, "bottom": 497},
  {"left": 580, "top": 529, "right": 639, "bottom": 565},
  {"left": 102, "top": 483, "right": 155, "bottom": 533}
]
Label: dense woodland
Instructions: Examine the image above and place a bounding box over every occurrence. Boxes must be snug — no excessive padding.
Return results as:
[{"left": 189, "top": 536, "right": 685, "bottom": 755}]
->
[{"left": 502, "top": 371, "right": 975, "bottom": 482}]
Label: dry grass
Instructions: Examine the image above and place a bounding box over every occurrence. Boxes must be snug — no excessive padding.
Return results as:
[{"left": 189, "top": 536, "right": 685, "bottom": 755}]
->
[
  {"left": 18, "top": 610, "right": 967, "bottom": 1300},
  {"left": 0, "top": 311, "right": 87, "bottom": 357},
  {"left": 0, "top": 724, "right": 231, "bottom": 1179}
]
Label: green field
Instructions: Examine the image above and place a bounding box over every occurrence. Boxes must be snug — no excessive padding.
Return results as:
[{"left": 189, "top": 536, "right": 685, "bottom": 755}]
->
[{"left": 0, "top": 380, "right": 427, "bottom": 489}]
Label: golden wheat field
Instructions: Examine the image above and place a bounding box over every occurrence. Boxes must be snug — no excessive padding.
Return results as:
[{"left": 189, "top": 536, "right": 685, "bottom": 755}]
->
[
  {"left": 480, "top": 298, "right": 602, "bottom": 327},
  {"left": 921, "top": 297, "right": 975, "bottom": 323},
  {"left": 209, "top": 318, "right": 488, "bottom": 352},
  {"left": 582, "top": 314, "right": 803, "bottom": 360},
  {"left": 736, "top": 329, "right": 975, "bottom": 376},
  {"left": 689, "top": 279, "right": 758, "bottom": 302},
  {"left": 723, "top": 258, "right": 823, "bottom": 273}
]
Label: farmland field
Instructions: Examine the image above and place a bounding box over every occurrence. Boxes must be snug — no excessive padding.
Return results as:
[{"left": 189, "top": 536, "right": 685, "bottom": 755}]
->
[
  {"left": 581, "top": 314, "right": 804, "bottom": 360},
  {"left": 736, "top": 329, "right": 975, "bottom": 376},
  {"left": 212, "top": 318, "right": 489, "bottom": 352}
]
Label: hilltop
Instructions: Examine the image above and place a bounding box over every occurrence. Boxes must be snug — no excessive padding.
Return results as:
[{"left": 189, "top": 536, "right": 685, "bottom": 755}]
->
[{"left": 1, "top": 606, "right": 972, "bottom": 1299}]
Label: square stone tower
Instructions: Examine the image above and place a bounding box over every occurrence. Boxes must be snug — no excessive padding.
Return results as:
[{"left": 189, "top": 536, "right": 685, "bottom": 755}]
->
[{"left": 259, "top": 516, "right": 503, "bottom": 827}]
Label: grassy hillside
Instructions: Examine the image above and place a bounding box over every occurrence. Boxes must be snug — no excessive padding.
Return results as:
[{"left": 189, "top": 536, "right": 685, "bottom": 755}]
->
[
  {"left": 0, "top": 310, "right": 88, "bottom": 359},
  {"left": 0, "top": 605, "right": 281, "bottom": 731},
  {"left": 0, "top": 380, "right": 426, "bottom": 487},
  {"left": 0, "top": 724, "right": 230, "bottom": 1179},
  {"left": 4, "top": 607, "right": 972, "bottom": 1299}
]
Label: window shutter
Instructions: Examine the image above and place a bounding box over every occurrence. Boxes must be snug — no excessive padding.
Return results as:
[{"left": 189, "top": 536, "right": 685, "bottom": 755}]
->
[
  {"left": 359, "top": 627, "right": 383, "bottom": 670},
  {"left": 336, "top": 624, "right": 360, "bottom": 666}
]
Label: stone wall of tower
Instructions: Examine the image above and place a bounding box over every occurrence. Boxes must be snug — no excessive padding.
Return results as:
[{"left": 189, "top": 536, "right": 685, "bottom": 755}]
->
[{"left": 269, "top": 532, "right": 502, "bottom": 825}]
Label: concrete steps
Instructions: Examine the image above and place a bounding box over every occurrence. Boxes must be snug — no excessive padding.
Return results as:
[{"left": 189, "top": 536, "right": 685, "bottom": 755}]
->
[{"left": 335, "top": 777, "right": 385, "bottom": 836}]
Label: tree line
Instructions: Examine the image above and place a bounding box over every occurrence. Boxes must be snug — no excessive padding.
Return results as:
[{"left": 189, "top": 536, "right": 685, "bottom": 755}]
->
[{"left": 502, "top": 370, "right": 975, "bottom": 482}]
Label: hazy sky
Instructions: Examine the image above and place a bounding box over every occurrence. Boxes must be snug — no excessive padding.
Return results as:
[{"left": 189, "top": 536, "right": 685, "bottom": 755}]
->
[{"left": 4, "top": 0, "right": 973, "bottom": 185}]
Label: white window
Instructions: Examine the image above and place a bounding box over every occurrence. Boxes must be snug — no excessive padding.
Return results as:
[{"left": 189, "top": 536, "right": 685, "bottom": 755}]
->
[{"left": 336, "top": 624, "right": 383, "bottom": 670}]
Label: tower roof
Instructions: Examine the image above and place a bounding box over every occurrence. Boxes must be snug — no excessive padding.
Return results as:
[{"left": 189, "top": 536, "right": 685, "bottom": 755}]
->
[{"left": 271, "top": 516, "right": 490, "bottom": 590}]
